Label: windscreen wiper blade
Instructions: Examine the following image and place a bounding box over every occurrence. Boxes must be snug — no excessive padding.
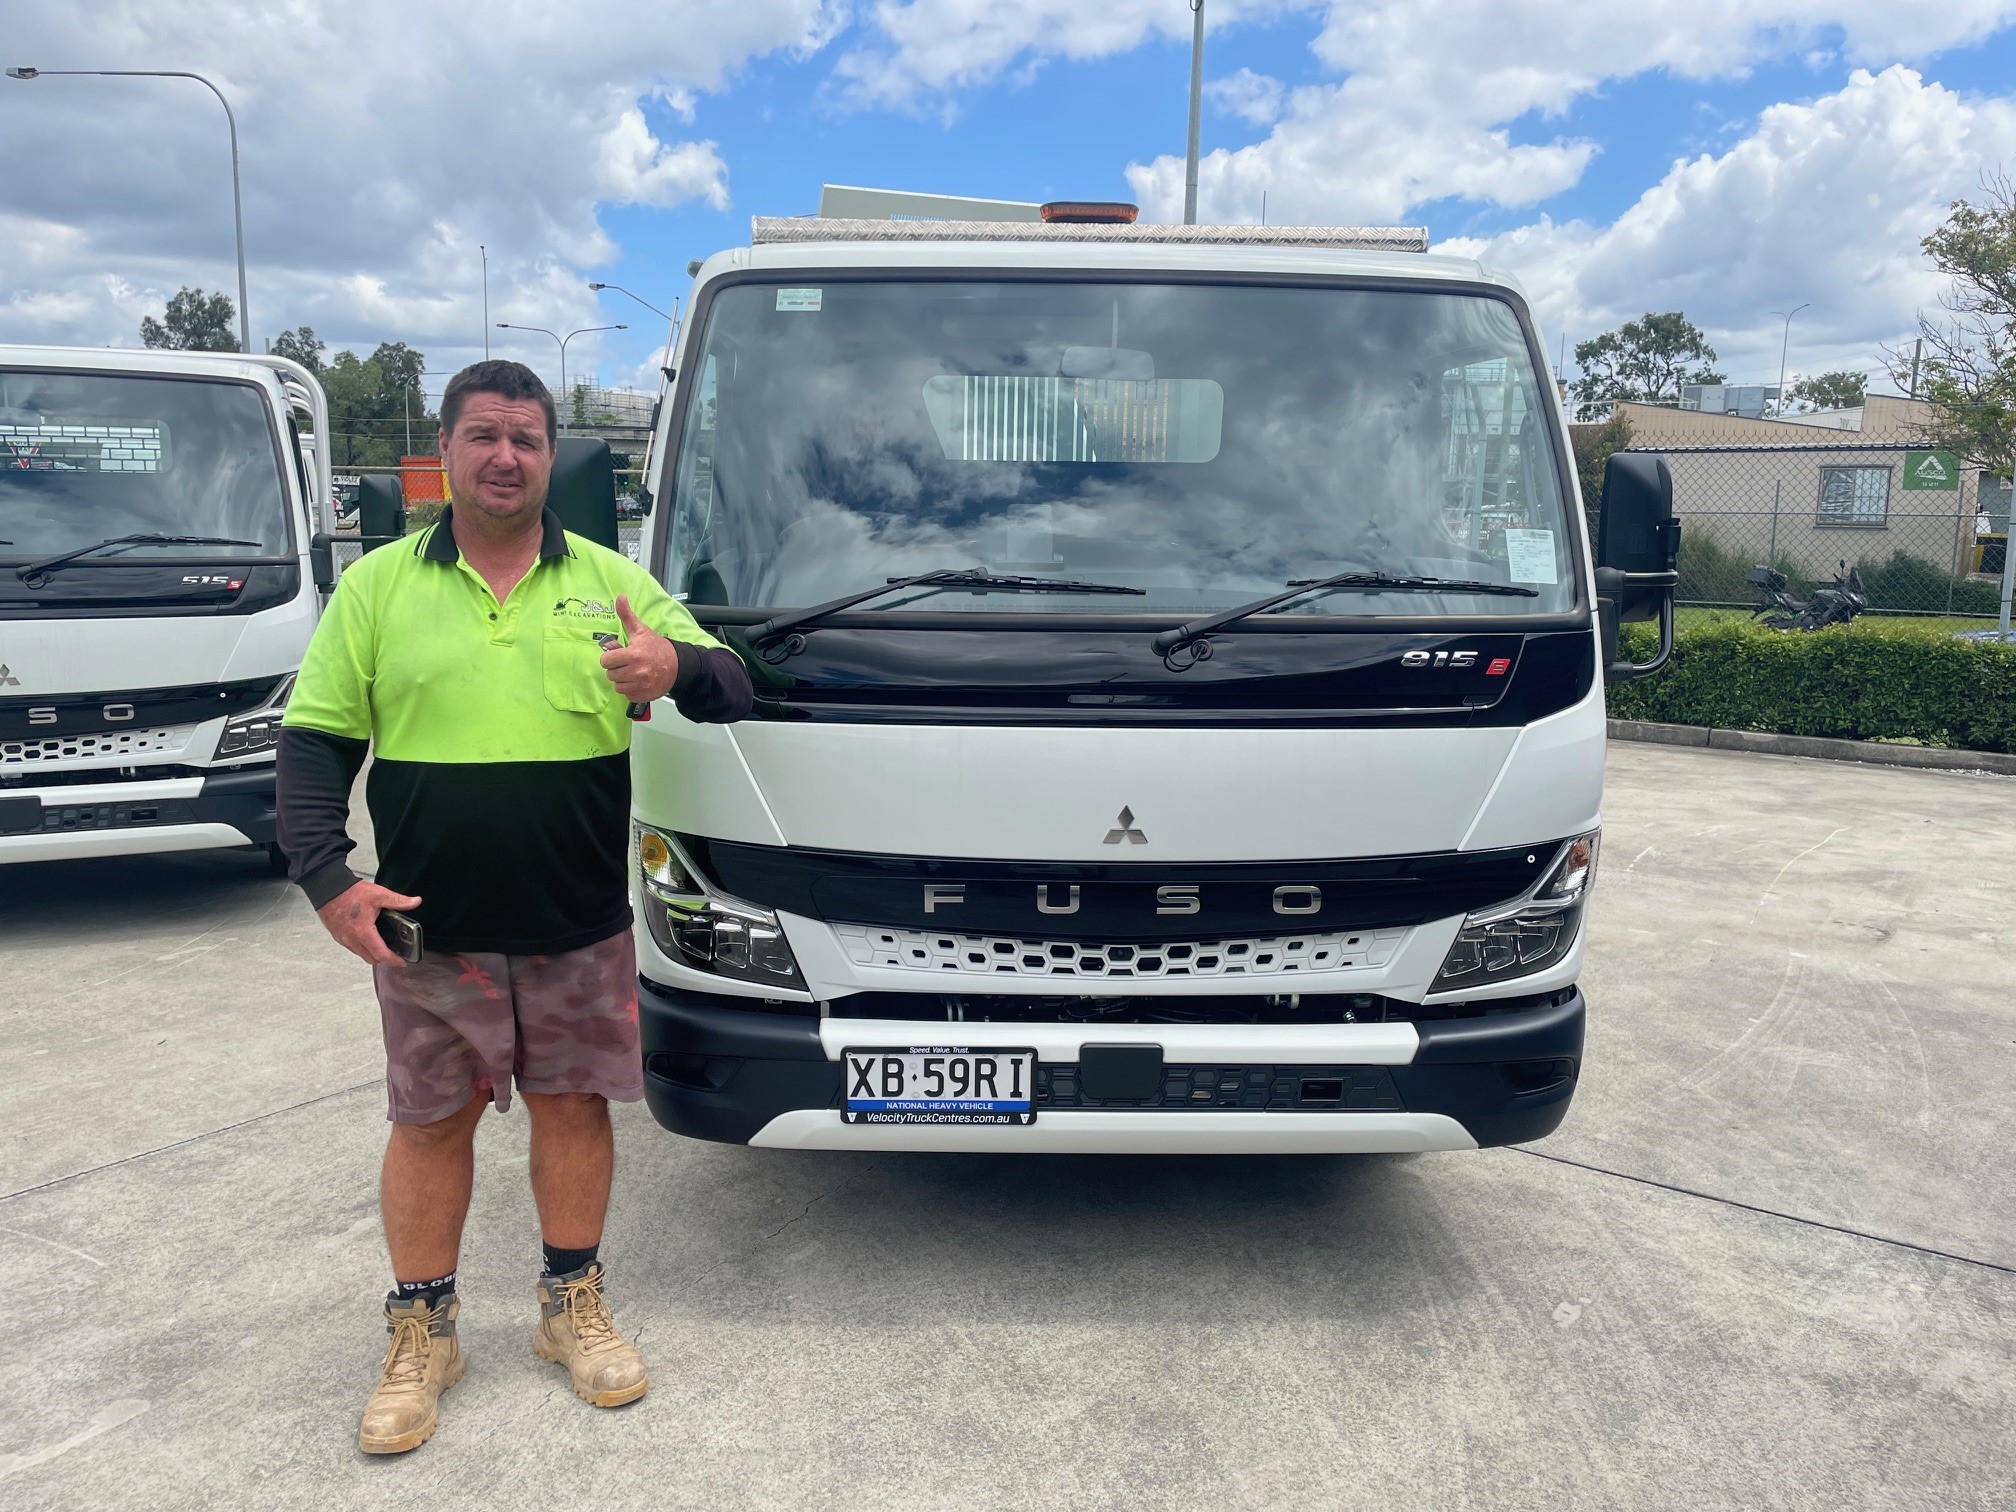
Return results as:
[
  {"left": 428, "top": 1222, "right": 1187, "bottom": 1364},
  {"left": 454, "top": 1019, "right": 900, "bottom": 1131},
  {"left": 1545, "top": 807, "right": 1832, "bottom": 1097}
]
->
[
  {"left": 16, "top": 533, "right": 264, "bottom": 582},
  {"left": 1151, "top": 570, "right": 1540, "bottom": 660},
  {"left": 744, "top": 568, "right": 1146, "bottom": 650}
]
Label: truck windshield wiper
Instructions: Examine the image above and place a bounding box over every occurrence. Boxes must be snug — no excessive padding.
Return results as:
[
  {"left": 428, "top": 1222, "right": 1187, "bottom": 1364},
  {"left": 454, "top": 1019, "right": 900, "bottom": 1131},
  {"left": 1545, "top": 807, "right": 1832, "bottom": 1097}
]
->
[
  {"left": 744, "top": 568, "right": 1146, "bottom": 657},
  {"left": 15, "top": 533, "right": 264, "bottom": 583},
  {"left": 1152, "top": 570, "right": 1540, "bottom": 664}
]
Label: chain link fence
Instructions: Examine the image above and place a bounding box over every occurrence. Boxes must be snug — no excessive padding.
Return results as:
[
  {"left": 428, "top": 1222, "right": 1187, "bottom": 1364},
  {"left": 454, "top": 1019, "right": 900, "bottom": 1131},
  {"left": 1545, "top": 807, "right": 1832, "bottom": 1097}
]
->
[{"left": 1617, "top": 439, "right": 2008, "bottom": 617}]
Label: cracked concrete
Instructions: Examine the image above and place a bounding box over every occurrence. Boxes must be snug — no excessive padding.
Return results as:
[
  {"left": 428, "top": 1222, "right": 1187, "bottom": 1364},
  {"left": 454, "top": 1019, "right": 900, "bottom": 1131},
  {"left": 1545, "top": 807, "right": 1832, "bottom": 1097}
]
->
[{"left": 1, "top": 743, "right": 2012, "bottom": 1510}]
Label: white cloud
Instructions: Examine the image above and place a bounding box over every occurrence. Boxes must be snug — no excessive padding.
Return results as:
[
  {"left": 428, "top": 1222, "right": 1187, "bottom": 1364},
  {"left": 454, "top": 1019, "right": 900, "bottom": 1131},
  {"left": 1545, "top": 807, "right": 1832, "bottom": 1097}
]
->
[
  {"left": 1441, "top": 68, "right": 2016, "bottom": 391},
  {"left": 1206, "top": 68, "right": 1286, "bottom": 128},
  {"left": 1120, "top": 0, "right": 2016, "bottom": 225},
  {"left": 0, "top": 0, "right": 840, "bottom": 381},
  {"left": 834, "top": 0, "right": 1315, "bottom": 110}
]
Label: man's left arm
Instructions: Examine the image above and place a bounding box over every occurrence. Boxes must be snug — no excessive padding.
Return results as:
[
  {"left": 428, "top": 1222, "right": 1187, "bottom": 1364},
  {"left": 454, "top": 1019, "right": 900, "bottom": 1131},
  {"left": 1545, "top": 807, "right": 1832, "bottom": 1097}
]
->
[{"left": 603, "top": 569, "right": 753, "bottom": 723}]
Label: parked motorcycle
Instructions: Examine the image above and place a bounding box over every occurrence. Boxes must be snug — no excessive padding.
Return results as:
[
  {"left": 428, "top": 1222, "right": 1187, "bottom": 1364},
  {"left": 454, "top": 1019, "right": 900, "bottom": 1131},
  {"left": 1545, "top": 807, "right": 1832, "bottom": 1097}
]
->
[{"left": 1747, "top": 561, "right": 1870, "bottom": 631}]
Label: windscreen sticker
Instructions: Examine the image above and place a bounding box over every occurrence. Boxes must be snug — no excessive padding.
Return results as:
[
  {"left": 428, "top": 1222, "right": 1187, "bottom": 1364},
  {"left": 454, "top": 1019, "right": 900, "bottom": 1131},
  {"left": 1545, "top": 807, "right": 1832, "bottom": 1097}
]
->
[
  {"left": 775, "top": 288, "right": 823, "bottom": 312},
  {"left": 1503, "top": 528, "right": 1559, "bottom": 585}
]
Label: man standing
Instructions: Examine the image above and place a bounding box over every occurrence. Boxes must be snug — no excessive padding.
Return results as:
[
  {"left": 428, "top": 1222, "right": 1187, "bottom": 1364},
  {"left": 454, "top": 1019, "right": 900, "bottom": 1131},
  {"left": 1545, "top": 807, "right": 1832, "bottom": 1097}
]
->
[{"left": 277, "top": 360, "right": 752, "bottom": 1454}]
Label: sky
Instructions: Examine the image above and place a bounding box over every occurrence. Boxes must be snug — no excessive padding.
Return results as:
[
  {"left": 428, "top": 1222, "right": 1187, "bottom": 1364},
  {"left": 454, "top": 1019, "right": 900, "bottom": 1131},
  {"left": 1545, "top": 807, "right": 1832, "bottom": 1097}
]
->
[{"left": 4, "top": 0, "right": 2016, "bottom": 403}]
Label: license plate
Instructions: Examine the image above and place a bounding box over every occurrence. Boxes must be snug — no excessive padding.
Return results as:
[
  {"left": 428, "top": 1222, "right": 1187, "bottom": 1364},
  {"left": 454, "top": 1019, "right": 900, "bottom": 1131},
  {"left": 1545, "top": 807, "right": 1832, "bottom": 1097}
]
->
[{"left": 842, "top": 1046, "right": 1037, "bottom": 1126}]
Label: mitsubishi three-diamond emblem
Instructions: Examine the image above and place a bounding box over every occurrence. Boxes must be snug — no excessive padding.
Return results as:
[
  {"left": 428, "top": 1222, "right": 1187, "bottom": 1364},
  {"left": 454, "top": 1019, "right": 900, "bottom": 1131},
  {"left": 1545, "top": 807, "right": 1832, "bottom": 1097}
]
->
[
  {"left": 0, "top": 664, "right": 18, "bottom": 688},
  {"left": 1103, "top": 805, "right": 1147, "bottom": 845}
]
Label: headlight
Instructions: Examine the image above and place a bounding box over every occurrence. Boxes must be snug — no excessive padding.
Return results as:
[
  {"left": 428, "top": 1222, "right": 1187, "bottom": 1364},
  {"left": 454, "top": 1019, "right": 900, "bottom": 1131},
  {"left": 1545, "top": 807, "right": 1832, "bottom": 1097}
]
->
[
  {"left": 632, "top": 822, "right": 806, "bottom": 991},
  {"left": 1430, "top": 831, "right": 1599, "bottom": 993},
  {"left": 216, "top": 674, "right": 296, "bottom": 759}
]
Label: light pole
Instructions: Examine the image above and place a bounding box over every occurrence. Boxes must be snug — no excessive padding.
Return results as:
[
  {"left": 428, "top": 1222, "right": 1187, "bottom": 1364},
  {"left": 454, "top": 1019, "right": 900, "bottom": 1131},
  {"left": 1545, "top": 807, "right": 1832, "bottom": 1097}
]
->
[
  {"left": 590, "top": 281, "right": 680, "bottom": 380},
  {"left": 8, "top": 66, "right": 250, "bottom": 351},
  {"left": 480, "top": 245, "right": 489, "bottom": 359},
  {"left": 1183, "top": 0, "right": 1205, "bottom": 225},
  {"left": 495, "top": 322, "right": 625, "bottom": 428},
  {"left": 1771, "top": 302, "right": 1809, "bottom": 417}
]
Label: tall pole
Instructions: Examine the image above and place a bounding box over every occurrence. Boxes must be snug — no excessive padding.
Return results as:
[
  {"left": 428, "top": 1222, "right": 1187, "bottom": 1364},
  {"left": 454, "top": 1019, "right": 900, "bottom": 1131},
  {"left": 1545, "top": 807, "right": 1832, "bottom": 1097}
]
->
[
  {"left": 481, "top": 245, "right": 489, "bottom": 359},
  {"left": 1771, "top": 302, "right": 1808, "bottom": 417},
  {"left": 7, "top": 68, "right": 248, "bottom": 350},
  {"left": 1999, "top": 472, "right": 2015, "bottom": 640},
  {"left": 1183, "top": 0, "right": 1205, "bottom": 225}
]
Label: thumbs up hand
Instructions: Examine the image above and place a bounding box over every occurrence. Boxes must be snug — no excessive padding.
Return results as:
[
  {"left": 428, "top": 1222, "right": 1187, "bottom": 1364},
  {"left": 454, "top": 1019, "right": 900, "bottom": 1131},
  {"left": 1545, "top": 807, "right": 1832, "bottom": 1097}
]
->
[{"left": 598, "top": 594, "right": 684, "bottom": 706}]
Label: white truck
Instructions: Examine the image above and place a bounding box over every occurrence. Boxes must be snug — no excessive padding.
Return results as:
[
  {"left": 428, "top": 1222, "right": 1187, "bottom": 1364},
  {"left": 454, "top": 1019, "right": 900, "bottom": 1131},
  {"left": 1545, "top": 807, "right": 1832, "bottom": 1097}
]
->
[
  {"left": 0, "top": 345, "right": 351, "bottom": 870},
  {"left": 623, "top": 205, "right": 1678, "bottom": 1154}
]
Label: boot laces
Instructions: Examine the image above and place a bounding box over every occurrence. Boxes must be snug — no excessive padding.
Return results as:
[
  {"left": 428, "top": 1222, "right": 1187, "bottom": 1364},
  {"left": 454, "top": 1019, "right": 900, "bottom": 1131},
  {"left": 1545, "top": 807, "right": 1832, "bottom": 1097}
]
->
[
  {"left": 380, "top": 1310, "right": 436, "bottom": 1390},
  {"left": 557, "top": 1271, "right": 622, "bottom": 1354}
]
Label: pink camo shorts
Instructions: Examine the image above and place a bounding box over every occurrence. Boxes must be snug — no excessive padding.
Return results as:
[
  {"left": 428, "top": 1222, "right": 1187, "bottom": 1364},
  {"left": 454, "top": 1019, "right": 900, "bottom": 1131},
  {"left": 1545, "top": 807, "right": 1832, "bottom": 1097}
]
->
[{"left": 371, "top": 931, "right": 645, "bottom": 1124}]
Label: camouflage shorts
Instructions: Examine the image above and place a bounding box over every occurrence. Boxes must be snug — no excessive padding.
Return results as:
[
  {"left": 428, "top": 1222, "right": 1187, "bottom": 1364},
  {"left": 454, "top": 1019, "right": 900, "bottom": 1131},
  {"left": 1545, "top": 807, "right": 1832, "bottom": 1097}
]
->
[{"left": 371, "top": 931, "right": 644, "bottom": 1125}]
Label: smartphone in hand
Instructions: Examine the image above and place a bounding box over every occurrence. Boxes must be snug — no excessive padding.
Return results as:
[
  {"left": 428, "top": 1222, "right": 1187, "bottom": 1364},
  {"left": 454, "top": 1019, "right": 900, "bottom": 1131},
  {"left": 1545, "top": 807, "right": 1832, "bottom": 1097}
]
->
[
  {"left": 591, "top": 631, "right": 652, "bottom": 722},
  {"left": 377, "top": 909, "right": 424, "bottom": 964}
]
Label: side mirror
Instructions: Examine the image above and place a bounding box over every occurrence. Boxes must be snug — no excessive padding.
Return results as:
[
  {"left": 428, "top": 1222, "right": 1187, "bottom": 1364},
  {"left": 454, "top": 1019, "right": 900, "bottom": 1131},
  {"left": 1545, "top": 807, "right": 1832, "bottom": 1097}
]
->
[
  {"left": 548, "top": 436, "right": 620, "bottom": 552},
  {"left": 357, "top": 475, "right": 407, "bottom": 555},
  {"left": 309, "top": 532, "right": 336, "bottom": 593},
  {"left": 1593, "top": 453, "right": 1680, "bottom": 682}
]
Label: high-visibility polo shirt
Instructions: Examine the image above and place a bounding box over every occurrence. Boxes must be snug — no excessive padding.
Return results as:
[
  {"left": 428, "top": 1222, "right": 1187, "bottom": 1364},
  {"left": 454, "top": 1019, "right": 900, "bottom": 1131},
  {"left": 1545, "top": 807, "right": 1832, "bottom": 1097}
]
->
[{"left": 278, "top": 505, "right": 748, "bottom": 955}]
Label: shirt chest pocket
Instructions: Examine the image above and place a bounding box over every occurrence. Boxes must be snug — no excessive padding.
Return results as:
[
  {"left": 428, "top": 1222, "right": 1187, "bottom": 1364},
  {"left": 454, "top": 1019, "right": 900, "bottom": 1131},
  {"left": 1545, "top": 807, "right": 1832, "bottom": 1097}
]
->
[{"left": 542, "top": 623, "right": 616, "bottom": 714}]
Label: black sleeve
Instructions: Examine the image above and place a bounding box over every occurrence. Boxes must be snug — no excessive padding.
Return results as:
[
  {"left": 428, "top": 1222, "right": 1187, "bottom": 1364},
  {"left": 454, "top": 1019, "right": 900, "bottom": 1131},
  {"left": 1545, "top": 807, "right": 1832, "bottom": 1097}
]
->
[
  {"left": 669, "top": 643, "right": 755, "bottom": 724},
  {"left": 276, "top": 726, "right": 371, "bottom": 908}
]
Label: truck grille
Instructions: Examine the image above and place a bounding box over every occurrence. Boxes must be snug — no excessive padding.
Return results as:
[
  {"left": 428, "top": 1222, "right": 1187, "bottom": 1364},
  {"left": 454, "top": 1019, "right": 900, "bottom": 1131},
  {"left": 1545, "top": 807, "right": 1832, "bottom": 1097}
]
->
[
  {"left": 833, "top": 922, "right": 1407, "bottom": 980},
  {"left": 1, "top": 725, "right": 198, "bottom": 765}
]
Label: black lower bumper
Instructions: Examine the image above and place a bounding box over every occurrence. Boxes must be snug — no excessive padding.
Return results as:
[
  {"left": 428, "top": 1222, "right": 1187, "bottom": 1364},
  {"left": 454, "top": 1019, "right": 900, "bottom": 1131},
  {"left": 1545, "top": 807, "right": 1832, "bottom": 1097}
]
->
[
  {"left": 639, "top": 981, "right": 1585, "bottom": 1150},
  {"left": 0, "top": 765, "right": 277, "bottom": 846}
]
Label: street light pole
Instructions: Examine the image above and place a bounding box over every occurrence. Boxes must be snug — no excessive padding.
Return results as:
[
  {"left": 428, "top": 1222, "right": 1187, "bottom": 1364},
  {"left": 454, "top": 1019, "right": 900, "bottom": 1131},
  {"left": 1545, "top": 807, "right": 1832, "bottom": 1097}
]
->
[
  {"left": 8, "top": 67, "right": 250, "bottom": 351},
  {"left": 1183, "top": 0, "right": 1205, "bottom": 225},
  {"left": 480, "top": 245, "right": 489, "bottom": 359},
  {"left": 495, "top": 322, "right": 625, "bottom": 430},
  {"left": 590, "top": 282, "right": 680, "bottom": 386},
  {"left": 1770, "top": 302, "right": 1809, "bottom": 417}
]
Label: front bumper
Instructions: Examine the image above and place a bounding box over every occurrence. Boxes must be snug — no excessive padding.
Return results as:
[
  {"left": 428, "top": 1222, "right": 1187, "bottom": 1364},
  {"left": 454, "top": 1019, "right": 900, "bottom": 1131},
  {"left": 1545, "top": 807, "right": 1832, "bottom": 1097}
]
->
[
  {"left": 639, "top": 981, "right": 1584, "bottom": 1153},
  {"left": 0, "top": 766, "right": 277, "bottom": 861}
]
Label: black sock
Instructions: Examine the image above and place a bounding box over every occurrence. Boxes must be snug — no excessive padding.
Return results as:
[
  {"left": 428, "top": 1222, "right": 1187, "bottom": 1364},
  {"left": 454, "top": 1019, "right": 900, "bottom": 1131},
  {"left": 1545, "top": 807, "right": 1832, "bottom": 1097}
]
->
[
  {"left": 541, "top": 1241, "right": 599, "bottom": 1278},
  {"left": 389, "top": 1271, "right": 456, "bottom": 1309}
]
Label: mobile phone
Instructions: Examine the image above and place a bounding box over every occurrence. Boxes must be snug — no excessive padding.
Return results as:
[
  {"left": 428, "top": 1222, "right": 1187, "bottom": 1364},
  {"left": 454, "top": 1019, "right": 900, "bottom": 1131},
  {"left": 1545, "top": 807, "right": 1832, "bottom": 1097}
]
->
[
  {"left": 591, "top": 632, "right": 652, "bottom": 722},
  {"left": 377, "top": 909, "right": 424, "bottom": 964}
]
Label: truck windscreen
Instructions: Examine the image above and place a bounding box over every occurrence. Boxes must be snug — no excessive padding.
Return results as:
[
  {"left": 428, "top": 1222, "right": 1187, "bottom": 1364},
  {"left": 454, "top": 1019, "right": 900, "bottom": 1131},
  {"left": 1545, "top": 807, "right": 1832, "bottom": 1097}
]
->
[
  {"left": 0, "top": 371, "right": 290, "bottom": 564},
  {"left": 663, "top": 280, "right": 1575, "bottom": 618}
]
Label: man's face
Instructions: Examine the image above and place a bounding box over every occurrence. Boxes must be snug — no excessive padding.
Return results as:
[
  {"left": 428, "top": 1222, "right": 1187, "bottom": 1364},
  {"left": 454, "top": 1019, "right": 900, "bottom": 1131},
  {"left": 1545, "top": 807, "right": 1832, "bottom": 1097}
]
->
[{"left": 439, "top": 392, "right": 553, "bottom": 527}]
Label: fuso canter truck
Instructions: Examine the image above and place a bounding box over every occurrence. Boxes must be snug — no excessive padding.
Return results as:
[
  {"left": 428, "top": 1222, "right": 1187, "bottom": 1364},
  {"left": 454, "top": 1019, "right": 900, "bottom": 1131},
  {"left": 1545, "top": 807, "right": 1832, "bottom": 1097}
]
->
[
  {"left": 0, "top": 346, "right": 340, "bottom": 869},
  {"left": 622, "top": 206, "right": 1678, "bottom": 1154}
]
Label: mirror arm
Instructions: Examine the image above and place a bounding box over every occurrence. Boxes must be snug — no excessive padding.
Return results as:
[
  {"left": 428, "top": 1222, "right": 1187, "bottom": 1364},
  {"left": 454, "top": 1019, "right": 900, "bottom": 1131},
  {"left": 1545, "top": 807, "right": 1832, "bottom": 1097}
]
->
[{"left": 1602, "top": 590, "right": 1675, "bottom": 682}]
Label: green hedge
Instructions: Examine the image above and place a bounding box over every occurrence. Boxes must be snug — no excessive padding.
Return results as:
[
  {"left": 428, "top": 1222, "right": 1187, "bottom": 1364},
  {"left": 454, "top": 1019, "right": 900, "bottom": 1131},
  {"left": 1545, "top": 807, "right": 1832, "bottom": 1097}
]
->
[{"left": 1607, "top": 616, "right": 2016, "bottom": 753}]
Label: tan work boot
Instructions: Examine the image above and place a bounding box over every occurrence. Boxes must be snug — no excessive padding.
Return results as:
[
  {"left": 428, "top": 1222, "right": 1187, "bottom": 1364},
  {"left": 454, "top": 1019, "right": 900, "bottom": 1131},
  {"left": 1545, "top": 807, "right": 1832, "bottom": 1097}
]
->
[
  {"left": 357, "top": 1294, "right": 465, "bottom": 1455},
  {"left": 533, "top": 1262, "right": 648, "bottom": 1407}
]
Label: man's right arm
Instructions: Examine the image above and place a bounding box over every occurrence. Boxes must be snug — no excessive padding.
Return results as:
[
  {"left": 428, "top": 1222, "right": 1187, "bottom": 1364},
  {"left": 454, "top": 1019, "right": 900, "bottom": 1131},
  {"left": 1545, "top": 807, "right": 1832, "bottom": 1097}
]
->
[{"left": 277, "top": 567, "right": 417, "bottom": 967}]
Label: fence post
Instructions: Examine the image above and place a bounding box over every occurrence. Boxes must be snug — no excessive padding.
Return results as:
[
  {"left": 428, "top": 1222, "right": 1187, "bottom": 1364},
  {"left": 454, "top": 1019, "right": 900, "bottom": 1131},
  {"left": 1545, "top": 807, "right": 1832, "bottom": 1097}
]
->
[
  {"left": 1947, "top": 503, "right": 1963, "bottom": 615},
  {"left": 1768, "top": 480, "right": 1780, "bottom": 563}
]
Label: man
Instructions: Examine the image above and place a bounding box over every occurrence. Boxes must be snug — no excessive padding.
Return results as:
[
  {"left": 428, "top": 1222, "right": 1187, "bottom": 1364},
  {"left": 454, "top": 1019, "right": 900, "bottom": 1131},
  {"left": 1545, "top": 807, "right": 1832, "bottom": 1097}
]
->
[{"left": 277, "top": 360, "right": 752, "bottom": 1455}]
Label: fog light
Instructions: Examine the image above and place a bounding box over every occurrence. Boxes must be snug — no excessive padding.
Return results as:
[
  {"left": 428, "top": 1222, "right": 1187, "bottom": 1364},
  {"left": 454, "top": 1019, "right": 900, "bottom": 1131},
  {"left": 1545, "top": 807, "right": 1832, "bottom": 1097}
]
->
[{"left": 1431, "top": 830, "right": 1599, "bottom": 993}]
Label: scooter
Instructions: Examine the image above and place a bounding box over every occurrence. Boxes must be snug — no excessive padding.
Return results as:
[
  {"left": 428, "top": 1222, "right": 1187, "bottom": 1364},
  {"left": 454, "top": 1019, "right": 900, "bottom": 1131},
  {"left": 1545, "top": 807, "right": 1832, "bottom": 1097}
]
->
[{"left": 1747, "top": 561, "right": 1869, "bottom": 631}]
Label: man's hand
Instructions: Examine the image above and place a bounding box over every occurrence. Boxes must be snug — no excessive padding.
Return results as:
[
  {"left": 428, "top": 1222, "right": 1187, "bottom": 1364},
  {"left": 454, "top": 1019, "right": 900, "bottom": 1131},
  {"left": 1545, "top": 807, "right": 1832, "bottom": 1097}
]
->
[
  {"left": 599, "top": 595, "right": 684, "bottom": 706},
  {"left": 317, "top": 880, "right": 424, "bottom": 968}
]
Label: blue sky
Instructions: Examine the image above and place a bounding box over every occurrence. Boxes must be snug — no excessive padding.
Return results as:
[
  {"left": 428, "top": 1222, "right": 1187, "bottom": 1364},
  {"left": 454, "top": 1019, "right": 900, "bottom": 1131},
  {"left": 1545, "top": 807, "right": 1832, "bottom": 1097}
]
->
[{"left": 8, "top": 1, "right": 2016, "bottom": 396}]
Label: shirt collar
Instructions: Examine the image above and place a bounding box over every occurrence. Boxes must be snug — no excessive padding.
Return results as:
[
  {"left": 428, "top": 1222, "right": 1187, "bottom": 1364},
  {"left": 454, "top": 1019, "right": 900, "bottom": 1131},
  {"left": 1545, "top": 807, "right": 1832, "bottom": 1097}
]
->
[{"left": 421, "top": 505, "right": 572, "bottom": 564}]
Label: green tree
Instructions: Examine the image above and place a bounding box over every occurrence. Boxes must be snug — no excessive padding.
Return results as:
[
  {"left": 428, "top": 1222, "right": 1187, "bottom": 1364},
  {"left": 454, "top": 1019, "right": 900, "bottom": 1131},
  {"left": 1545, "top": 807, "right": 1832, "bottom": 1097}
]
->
[
  {"left": 1784, "top": 370, "right": 1866, "bottom": 412},
  {"left": 138, "top": 286, "right": 239, "bottom": 352},
  {"left": 271, "top": 326, "right": 325, "bottom": 373},
  {"left": 1570, "top": 312, "right": 1725, "bottom": 418},
  {"left": 1890, "top": 173, "right": 2016, "bottom": 479},
  {"left": 318, "top": 344, "right": 436, "bottom": 467}
]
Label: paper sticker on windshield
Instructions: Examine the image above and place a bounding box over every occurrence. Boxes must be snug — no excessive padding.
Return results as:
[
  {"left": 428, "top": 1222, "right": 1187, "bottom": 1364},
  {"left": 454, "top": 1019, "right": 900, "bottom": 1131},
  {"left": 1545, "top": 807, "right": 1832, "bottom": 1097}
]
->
[
  {"left": 1503, "top": 528, "right": 1558, "bottom": 585},
  {"left": 775, "top": 288, "right": 823, "bottom": 312}
]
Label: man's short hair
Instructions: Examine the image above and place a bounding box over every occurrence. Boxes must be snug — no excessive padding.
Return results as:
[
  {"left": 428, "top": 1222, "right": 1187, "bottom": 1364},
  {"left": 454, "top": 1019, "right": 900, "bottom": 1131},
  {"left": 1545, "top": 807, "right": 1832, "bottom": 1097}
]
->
[{"left": 440, "top": 360, "right": 557, "bottom": 445}]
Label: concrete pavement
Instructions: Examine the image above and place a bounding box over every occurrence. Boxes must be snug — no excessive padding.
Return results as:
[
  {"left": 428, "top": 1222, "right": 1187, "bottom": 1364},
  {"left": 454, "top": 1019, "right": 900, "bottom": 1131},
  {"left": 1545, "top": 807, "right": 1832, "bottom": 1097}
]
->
[{"left": 1, "top": 743, "right": 2011, "bottom": 1510}]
